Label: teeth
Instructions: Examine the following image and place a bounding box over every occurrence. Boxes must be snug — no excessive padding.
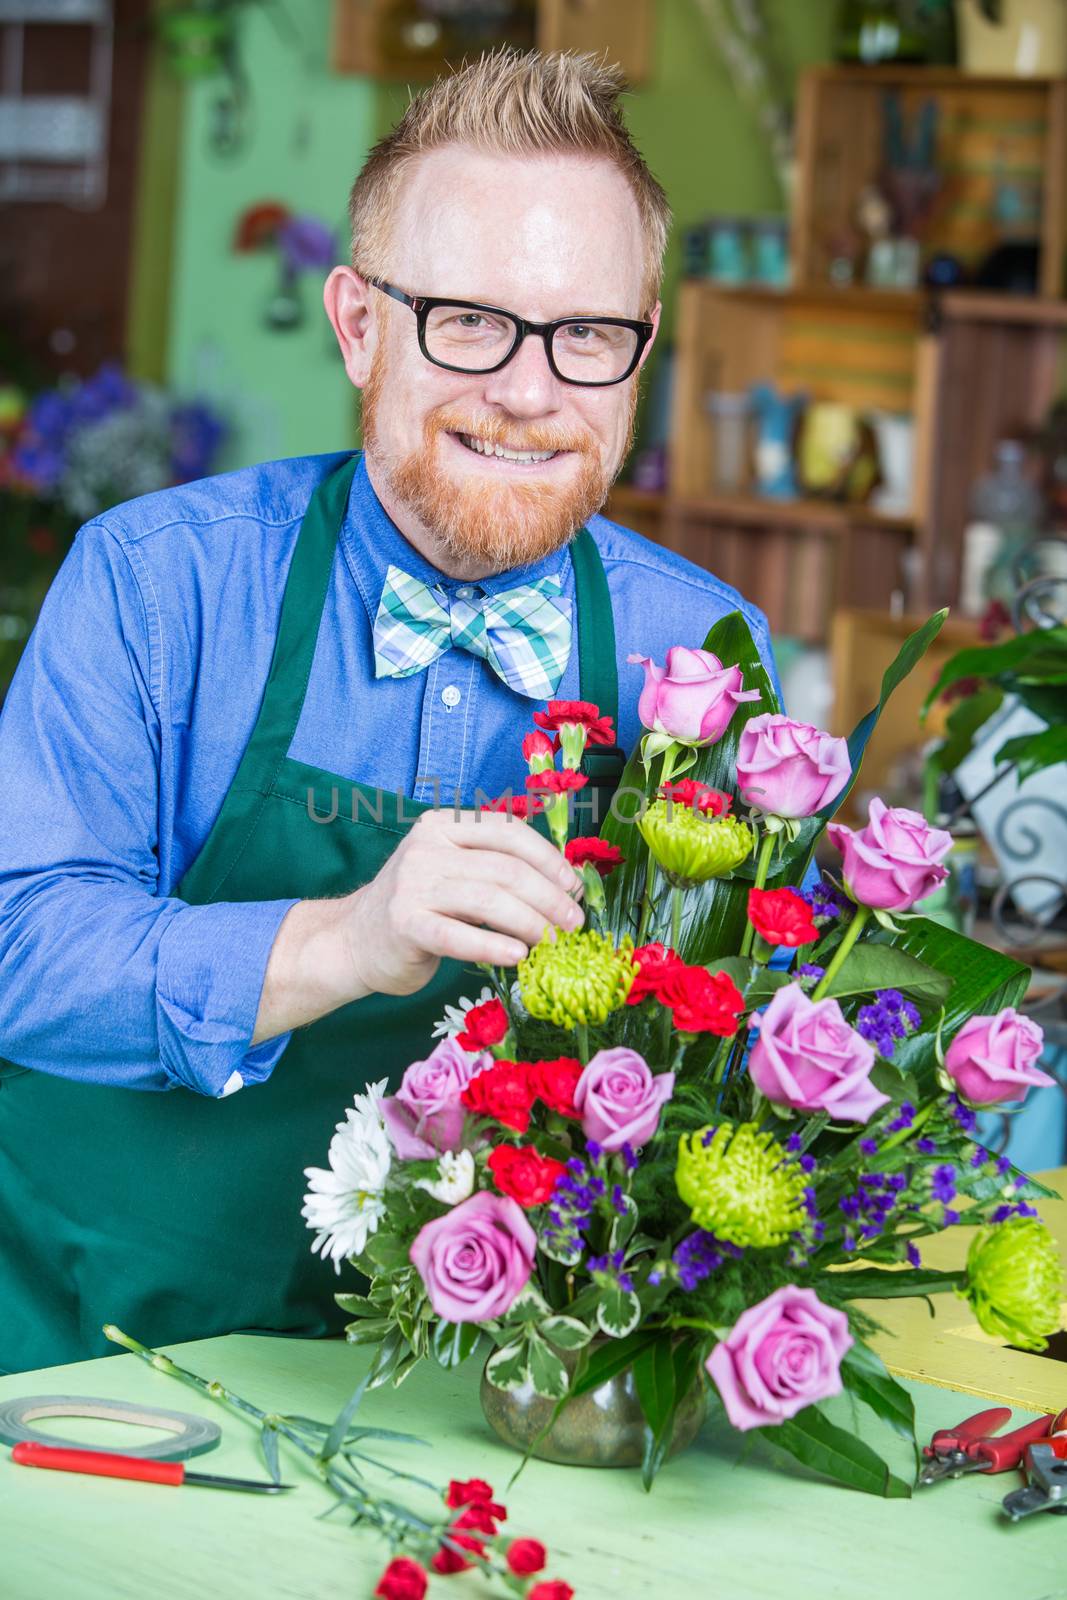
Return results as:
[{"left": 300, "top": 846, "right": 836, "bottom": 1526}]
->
[{"left": 461, "top": 434, "right": 556, "bottom": 464}]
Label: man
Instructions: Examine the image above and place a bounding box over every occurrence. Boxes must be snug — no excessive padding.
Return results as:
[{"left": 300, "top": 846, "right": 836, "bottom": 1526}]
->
[{"left": 0, "top": 51, "right": 783, "bottom": 1375}]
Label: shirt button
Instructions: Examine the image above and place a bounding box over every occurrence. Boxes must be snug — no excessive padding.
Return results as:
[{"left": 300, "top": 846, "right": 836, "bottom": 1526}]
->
[
  {"left": 441, "top": 685, "right": 462, "bottom": 708},
  {"left": 455, "top": 585, "right": 475, "bottom": 600}
]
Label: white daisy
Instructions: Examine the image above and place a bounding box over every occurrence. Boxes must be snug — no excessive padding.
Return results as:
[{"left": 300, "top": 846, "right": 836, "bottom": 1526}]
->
[
  {"left": 302, "top": 1080, "right": 392, "bottom": 1272},
  {"left": 414, "top": 1149, "right": 476, "bottom": 1206},
  {"left": 429, "top": 986, "right": 496, "bottom": 1040}
]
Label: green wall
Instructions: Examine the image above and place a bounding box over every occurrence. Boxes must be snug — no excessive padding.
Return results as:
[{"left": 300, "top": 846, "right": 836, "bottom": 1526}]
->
[{"left": 164, "top": 1, "right": 375, "bottom": 469}]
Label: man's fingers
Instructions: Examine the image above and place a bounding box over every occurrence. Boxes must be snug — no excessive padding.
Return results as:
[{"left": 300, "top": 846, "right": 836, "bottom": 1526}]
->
[
  {"left": 445, "top": 849, "right": 583, "bottom": 931},
  {"left": 409, "top": 908, "right": 528, "bottom": 968},
  {"left": 425, "top": 808, "right": 581, "bottom": 889},
  {"left": 424, "top": 880, "right": 575, "bottom": 950}
]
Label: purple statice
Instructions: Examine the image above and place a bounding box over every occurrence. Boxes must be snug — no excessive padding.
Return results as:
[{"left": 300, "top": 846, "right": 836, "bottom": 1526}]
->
[
  {"left": 586, "top": 1249, "right": 634, "bottom": 1294},
  {"left": 857, "top": 989, "right": 922, "bottom": 1058},
  {"left": 799, "top": 1153, "right": 817, "bottom": 1174},
  {"left": 786, "top": 1132, "right": 804, "bottom": 1153},
  {"left": 860, "top": 1137, "right": 878, "bottom": 1157},
  {"left": 916, "top": 1137, "right": 937, "bottom": 1156},
  {"left": 797, "top": 964, "right": 825, "bottom": 986},
  {"left": 170, "top": 402, "right": 227, "bottom": 482},
  {"left": 1013, "top": 1173, "right": 1029, "bottom": 1191},
  {"left": 906, "top": 1241, "right": 922, "bottom": 1268},
  {"left": 931, "top": 1165, "right": 957, "bottom": 1205},
  {"left": 837, "top": 1169, "right": 904, "bottom": 1244},
  {"left": 970, "top": 1146, "right": 988, "bottom": 1168},
  {"left": 948, "top": 1095, "right": 978, "bottom": 1134},
  {"left": 996, "top": 1156, "right": 1012, "bottom": 1176},
  {"left": 991, "top": 1201, "right": 1039, "bottom": 1223},
  {"left": 942, "top": 1208, "right": 961, "bottom": 1225},
  {"left": 620, "top": 1143, "right": 639, "bottom": 1172},
  {"left": 671, "top": 1231, "right": 743, "bottom": 1291},
  {"left": 543, "top": 1155, "right": 598, "bottom": 1258},
  {"left": 886, "top": 1102, "right": 916, "bottom": 1135},
  {"left": 801, "top": 876, "right": 848, "bottom": 922},
  {"left": 610, "top": 1184, "right": 628, "bottom": 1216},
  {"left": 648, "top": 1270, "right": 663, "bottom": 1286}
]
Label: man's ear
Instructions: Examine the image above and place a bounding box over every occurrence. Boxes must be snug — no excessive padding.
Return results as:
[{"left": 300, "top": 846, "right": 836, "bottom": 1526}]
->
[
  {"left": 637, "top": 299, "right": 662, "bottom": 373},
  {"left": 323, "top": 267, "right": 378, "bottom": 388}
]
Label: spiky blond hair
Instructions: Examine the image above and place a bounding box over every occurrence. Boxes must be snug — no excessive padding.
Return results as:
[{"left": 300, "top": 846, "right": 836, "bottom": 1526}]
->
[{"left": 348, "top": 49, "right": 670, "bottom": 312}]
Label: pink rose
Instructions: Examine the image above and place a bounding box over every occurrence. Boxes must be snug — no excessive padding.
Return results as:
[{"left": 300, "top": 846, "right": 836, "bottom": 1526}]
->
[
  {"left": 627, "top": 647, "right": 760, "bottom": 747},
  {"left": 736, "top": 713, "right": 850, "bottom": 819},
  {"left": 381, "top": 1039, "right": 490, "bottom": 1159},
  {"left": 574, "top": 1047, "right": 674, "bottom": 1152},
  {"left": 827, "top": 798, "right": 952, "bottom": 912},
  {"left": 749, "top": 982, "right": 890, "bottom": 1124},
  {"left": 706, "top": 1285, "right": 853, "bottom": 1431},
  {"left": 944, "top": 1008, "right": 1053, "bottom": 1106},
  {"left": 409, "top": 1191, "right": 536, "bottom": 1323}
]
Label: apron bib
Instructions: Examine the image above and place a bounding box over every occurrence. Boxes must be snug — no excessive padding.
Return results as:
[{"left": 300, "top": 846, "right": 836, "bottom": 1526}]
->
[{"left": 0, "top": 454, "right": 623, "bottom": 1374}]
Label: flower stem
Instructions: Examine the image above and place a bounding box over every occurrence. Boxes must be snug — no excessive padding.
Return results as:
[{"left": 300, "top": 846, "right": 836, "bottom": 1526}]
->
[
  {"left": 811, "top": 904, "right": 871, "bottom": 1001},
  {"left": 636, "top": 861, "right": 657, "bottom": 947},
  {"left": 739, "top": 830, "right": 776, "bottom": 958},
  {"left": 671, "top": 886, "right": 684, "bottom": 954},
  {"left": 576, "top": 1020, "right": 590, "bottom": 1065},
  {"left": 879, "top": 1099, "right": 938, "bottom": 1156},
  {"left": 660, "top": 743, "right": 679, "bottom": 791}
]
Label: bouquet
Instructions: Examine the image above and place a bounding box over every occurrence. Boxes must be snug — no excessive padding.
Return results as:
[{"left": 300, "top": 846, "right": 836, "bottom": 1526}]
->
[{"left": 304, "top": 611, "right": 1062, "bottom": 1496}]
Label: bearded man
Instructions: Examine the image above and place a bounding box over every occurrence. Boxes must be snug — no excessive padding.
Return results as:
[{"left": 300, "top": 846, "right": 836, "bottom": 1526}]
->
[{"left": 0, "top": 51, "right": 784, "bottom": 1374}]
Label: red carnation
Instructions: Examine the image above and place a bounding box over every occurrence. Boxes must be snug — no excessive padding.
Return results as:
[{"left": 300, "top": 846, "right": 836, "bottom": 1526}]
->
[
  {"left": 525, "top": 768, "right": 588, "bottom": 795},
  {"left": 528, "top": 1056, "right": 583, "bottom": 1119},
  {"left": 506, "top": 1539, "right": 548, "bottom": 1576},
  {"left": 375, "top": 1558, "right": 428, "bottom": 1600},
  {"left": 564, "top": 837, "right": 624, "bottom": 877},
  {"left": 626, "top": 942, "right": 685, "bottom": 1005},
  {"left": 452, "top": 1500, "right": 506, "bottom": 1535},
  {"left": 445, "top": 1478, "right": 497, "bottom": 1510},
  {"left": 528, "top": 1583, "right": 575, "bottom": 1600},
  {"left": 661, "top": 778, "right": 732, "bottom": 816},
  {"left": 431, "top": 1532, "right": 485, "bottom": 1575},
  {"left": 522, "top": 730, "right": 557, "bottom": 764},
  {"left": 455, "top": 998, "right": 509, "bottom": 1051},
  {"left": 660, "top": 965, "right": 744, "bottom": 1036},
  {"left": 460, "top": 1059, "right": 535, "bottom": 1133},
  {"left": 488, "top": 1144, "right": 567, "bottom": 1208},
  {"left": 747, "top": 887, "right": 818, "bottom": 948},
  {"left": 534, "top": 699, "right": 616, "bottom": 746},
  {"left": 480, "top": 793, "right": 543, "bottom": 818}
]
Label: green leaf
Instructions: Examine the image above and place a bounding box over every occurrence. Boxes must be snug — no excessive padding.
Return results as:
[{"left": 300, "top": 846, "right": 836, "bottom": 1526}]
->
[
  {"left": 632, "top": 1337, "right": 700, "bottom": 1490},
  {"left": 259, "top": 1423, "right": 281, "bottom": 1485},
  {"left": 926, "top": 685, "right": 1004, "bottom": 774},
  {"left": 922, "top": 625, "right": 1067, "bottom": 714},
  {"left": 486, "top": 1339, "right": 529, "bottom": 1391},
  {"left": 761, "top": 1405, "right": 911, "bottom": 1497},
  {"left": 335, "top": 1293, "right": 382, "bottom": 1317},
  {"left": 322, "top": 1369, "right": 371, "bottom": 1460},
  {"left": 366, "top": 1328, "right": 408, "bottom": 1390},
  {"left": 841, "top": 1342, "right": 917, "bottom": 1462},
  {"left": 365, "top": 1232, "right": 409, "bottom": 1271},
  {"left": 596, "top": 1283, "right": 642, "bottom": 1338},
  {"left": 610, "top": 1195, "right": 638, "bottom": 1251},
  {"left": 431, "top": 1320, "right": 482, "bottom": 1369},
  {"left": 995, "top": 723, "right": 1067, "bottom": 784},
  {"left": 888, "top": 917, "right": 1030, "bottom": 1081},
  {"left": 527, "top": 1334, "right": 570, "bottom": 1400},
  {"left": 829, "top": 1267, "right": 965, "bottom": 1300},
  {"left": 344, "top": 1316, "right": 392, "bottom": 1346},
  {"left": 569, "top": 1330, "right": 657, "bottom": 1398},
  {"left": 540, "top": 1315, "right": 594, "bottom": 1351},
  {"left": 823, "top": 942, "right": 952, "bottom": 1004}
]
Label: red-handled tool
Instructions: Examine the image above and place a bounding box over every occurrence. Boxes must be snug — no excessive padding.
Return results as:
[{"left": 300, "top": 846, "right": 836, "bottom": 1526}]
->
[
  {"left": 919, "top": 1407, "right": 1057, "bottom": 1486},
  {"left": 12, "top": 1442, "right": 293, "bottom": 1493}
]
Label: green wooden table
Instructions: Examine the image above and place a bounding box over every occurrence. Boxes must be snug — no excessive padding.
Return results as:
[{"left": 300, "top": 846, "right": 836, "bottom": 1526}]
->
[{"left": 1, "top": 1335, "right": 1062, "bottom": 1600}]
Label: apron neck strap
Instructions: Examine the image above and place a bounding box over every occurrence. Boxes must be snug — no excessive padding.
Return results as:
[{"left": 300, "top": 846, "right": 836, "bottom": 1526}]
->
[{"left": 570, "top": 525, "right": 618, "bottom": 729}]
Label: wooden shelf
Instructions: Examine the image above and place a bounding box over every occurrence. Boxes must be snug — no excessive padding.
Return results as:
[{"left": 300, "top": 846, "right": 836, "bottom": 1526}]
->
[
  {"left": 682, "top": 280, "right": 926, "bottom": 316},
  {"left": 805, "top": 64, "right": 1066, "bottom": 89},
  {"left": 608, "top": 487, "right": 915, "bottom": 534},
  {"left": 937, "top": 291, "right": 1067, "bottom": 327}
]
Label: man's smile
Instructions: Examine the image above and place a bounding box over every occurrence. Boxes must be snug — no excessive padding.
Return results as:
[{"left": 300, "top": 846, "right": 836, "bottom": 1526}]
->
[{"left": 446, "top": 430, "right": 569, "bottom": 470}]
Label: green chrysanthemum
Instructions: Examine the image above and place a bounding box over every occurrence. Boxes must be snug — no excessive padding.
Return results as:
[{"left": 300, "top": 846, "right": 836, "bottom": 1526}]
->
[
  {"left": 961, "top": 1217, "right": 1063, "bottom": 1353},
  {"left": 675, "top": 1122, "right": 807, "bottom": 1248},
  {"left": 518, "top": 929, "right": 636, "bottom": 1029},
  {"left": 637, "top": 800, "right": 754, "bottom": 887}
]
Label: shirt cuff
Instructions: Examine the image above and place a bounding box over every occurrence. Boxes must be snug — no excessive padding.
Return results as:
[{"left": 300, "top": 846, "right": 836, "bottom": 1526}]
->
[{"left": 156, "top": 898, "right": 299, "bottom": 1098}]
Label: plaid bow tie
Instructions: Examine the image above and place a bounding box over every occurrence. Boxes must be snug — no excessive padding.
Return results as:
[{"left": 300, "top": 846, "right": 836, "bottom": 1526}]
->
[{"left": 372, "top": 564, "right": 572, "bottom": 699}]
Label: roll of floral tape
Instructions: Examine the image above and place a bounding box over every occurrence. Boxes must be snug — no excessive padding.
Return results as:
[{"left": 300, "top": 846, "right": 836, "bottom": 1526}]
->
[{"left": 0, "top": 1395, "right": 221, "bottom": 1461}]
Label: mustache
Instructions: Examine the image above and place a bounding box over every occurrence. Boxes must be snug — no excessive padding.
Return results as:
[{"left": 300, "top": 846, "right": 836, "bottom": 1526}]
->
[{"left": 427, "top": 405, "right": 595, "bottom": 457}]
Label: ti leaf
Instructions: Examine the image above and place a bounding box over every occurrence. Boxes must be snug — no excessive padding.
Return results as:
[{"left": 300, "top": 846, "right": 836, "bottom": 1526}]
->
[
  {"left": 841, "top": 1341, "right": 918, "bottom": 1467},
  {"left": 569, "top": 1330, "right": 657, "bottom": 1398},
  {"left": 632, "top": 1336, "right": 701, "bottom": 1491},
  {"left": 822, "top": 942, "right": 952, "bottom": 1004},
  {"left": 828, "top": 1266, "right": 965, "bottom": 1300},
  {"left": 889, "top": 917, "right": 1029, "bottom": 1083},
  {"left": 761, "top": 1404, "right": 912, "bottom": 1498}
]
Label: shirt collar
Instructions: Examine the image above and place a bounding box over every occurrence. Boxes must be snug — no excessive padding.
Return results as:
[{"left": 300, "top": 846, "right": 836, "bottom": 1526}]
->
[{"left": 340, "top": 452, "right": 571, "bottom": 623}]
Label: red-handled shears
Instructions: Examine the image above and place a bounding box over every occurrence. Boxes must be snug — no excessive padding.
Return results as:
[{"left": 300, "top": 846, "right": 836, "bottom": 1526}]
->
[
  {"left": 11, "top": 1441, "right": 294, "bottom": 1493},
  {"left": 918, "top": 1406, "right": 1067, "bottom": 1487}
]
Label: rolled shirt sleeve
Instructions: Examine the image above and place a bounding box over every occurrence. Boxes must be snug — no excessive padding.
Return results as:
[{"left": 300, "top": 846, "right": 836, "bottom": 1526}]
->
[{"left": 0, "top": 522, "right": 297, "bottom": 1095}]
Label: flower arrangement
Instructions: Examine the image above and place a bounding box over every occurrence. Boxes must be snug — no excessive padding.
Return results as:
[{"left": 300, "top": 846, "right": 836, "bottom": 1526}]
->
[{"left": 304, "top": 610, "right": 1063, "bottom": 1496}]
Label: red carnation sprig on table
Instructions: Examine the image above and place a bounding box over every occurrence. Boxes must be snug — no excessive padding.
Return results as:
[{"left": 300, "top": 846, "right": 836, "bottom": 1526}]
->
[
  {"left": 374, "top": 1556, "right": 427, "bottom": 1600},
  {"left": 528, "top": 1056, "right": 583, "bottom": 1120},
  {"left": 525, "top": 768, "right": 587, "bottom": 795},
  {"left": 659, "top": 964, "right": 745, "bottom": 1036},
  {"left": 747, "top": 886, "right": 818, "bottom": 948},
  {"left": 488, "top": 1144, "right": 567, "bottom": 1208},
  {"left": 454, "top": 997, "right": 509, "bottom": 1052},
  {"left": 479, "top": 793, "right": 544, "bottom": 818},
  {"left": 564, "top": 836, "right": 624, "bottom": 878},
  {"left": 626, "top": 942, "right": 686, "bottom": 1005},
  {"left": 460, "top": 1059, "right": 535, "bottom": 1133},
  {"left": 660, "top": 777, "right": 732, "bottom": 816},
  {"left": 533, "top": 698, "right": 616, "bottom": 747}
]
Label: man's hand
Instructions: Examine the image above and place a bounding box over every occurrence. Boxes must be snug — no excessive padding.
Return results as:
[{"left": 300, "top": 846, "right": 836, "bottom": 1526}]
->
[{"left": 251, "top": 810, "right": 583, "bottom": 1044}]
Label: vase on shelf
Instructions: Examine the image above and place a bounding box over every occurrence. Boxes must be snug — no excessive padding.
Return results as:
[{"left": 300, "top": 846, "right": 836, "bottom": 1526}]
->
[{"left": 479, "top": 1345, "right": 707, "bottom": 1469}]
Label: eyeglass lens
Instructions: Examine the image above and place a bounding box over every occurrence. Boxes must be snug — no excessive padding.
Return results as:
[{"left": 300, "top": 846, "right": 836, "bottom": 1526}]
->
[{"left": 423, "top": 305, "right": 639, "bottom": 382}]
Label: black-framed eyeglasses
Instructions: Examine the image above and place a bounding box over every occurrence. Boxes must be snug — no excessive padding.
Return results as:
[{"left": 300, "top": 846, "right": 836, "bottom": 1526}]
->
[{"left": 369, "top": 278, "right": 653, "bottom": 388}]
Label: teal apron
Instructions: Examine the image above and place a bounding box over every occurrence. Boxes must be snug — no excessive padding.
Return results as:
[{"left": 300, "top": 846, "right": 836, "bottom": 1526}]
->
[{"left": 0, "top": 453, "right": 624, "bottom": 1374}]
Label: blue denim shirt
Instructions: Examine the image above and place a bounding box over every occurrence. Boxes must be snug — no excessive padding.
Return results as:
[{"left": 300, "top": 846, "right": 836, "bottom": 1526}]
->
[{"left": 0, "top": 452, "right": 785, "bottom": 1097}]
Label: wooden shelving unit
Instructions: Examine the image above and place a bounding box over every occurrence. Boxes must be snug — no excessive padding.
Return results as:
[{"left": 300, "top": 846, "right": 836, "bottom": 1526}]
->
[{"left": 622, "top": 66, "right": 1067, "bottom": 643}]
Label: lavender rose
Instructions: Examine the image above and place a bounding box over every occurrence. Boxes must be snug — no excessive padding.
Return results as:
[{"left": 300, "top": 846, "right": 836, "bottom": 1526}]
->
[
  {"left": 944, "top": 1008, "right": 1054, "bottom": 1106},
  {"left": 706, "top": 1285, "right": 853, "bottom": 1430},
  {"left": 736, "top": 713, "right": 850, "bottom": 819},
  {"left": 381, "top": 1038, "right": 490, "bottom": 1159},
  {"left": 827, "top": 798, "right": 952, "bottom": 912},
  {"left": 749, "top": 982, "right": 890, "bottom": 1124},
  {"left": 574, "top": 1047, "right": 675, "bottom": 1152},
  {"left": 627, "top": 646, "right": 760, "bottom": 747},
  {"left": 409, "top": 1191, "right": 536, "bottom": 1323}
]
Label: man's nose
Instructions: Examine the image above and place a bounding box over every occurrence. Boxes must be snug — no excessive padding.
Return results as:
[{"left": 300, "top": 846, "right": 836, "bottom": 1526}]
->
[{"left": 480, "top": 331, "right": 564, "bottom": 418}]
